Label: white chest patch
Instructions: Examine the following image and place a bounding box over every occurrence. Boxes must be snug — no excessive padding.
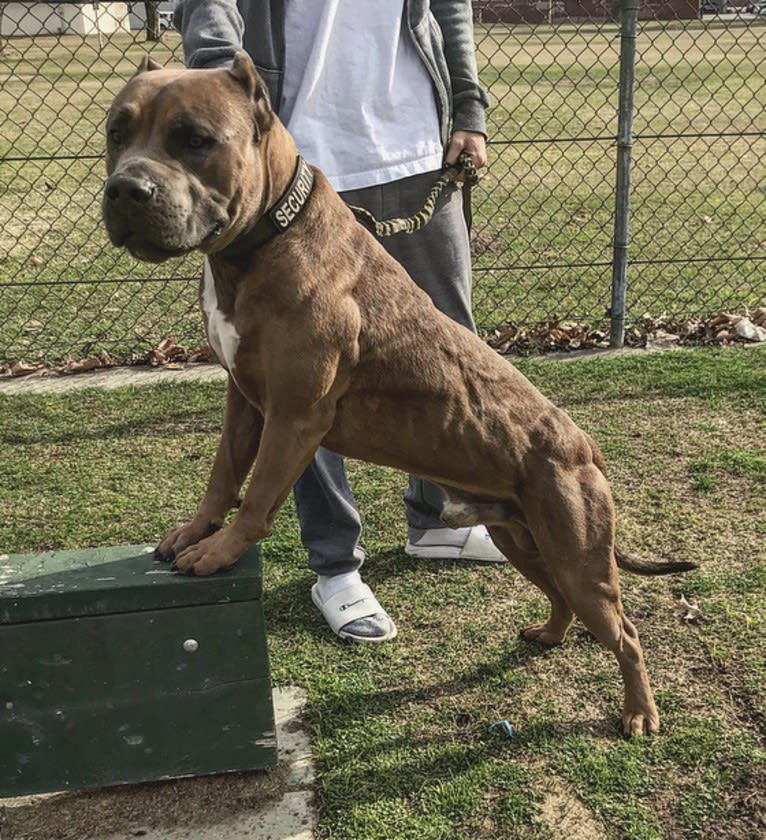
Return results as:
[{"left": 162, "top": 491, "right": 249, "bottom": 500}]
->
[{"left": 202, "top": 261, "right": 241, "bottom": 372}]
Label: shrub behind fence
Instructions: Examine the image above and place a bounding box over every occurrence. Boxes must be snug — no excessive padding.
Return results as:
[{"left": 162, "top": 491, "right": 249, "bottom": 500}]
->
[{"left": 1, "top": 1, "right": 764, "bottom": 364}]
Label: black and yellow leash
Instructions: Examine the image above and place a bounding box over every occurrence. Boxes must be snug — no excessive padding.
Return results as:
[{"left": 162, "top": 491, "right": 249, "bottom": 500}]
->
[{"left": 347, "top": 152, "right": 479, "bottom": 237}]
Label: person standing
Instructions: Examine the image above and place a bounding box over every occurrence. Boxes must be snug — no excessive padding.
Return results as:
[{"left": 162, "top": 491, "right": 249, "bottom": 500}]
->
[{"left": 174, "top": 0, "right": 506, "bottom": 644}]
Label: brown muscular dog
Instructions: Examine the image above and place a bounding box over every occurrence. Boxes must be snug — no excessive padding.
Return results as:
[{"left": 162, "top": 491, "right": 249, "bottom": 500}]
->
[{"left": 103, "top": 54, "right": 695, "bottom": 736}]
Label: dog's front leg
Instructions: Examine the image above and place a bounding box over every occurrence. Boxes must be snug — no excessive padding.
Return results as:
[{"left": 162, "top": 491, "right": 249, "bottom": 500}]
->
[
  {"left": 171, "top": 405, "right": 334, "bottom": 576},
  {"left": 156, "top": 375, "right": 263, "bottom": 563}
]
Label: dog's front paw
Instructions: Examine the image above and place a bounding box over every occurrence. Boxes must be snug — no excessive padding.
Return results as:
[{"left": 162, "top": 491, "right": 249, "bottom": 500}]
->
[
  {"left": 171, "top": 528, "right": 248, "bottom": 576},
  {"left": 155, "top": 518, "right": 221, "bottom": 563}
]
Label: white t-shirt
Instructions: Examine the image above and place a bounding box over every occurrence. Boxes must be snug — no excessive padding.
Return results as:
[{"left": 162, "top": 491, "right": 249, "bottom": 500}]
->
[{"left": 282, "top": 0, "right": 444, "bottom": 192}]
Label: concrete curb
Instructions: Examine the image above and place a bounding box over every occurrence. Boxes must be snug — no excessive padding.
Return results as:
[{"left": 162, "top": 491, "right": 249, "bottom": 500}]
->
[{"left": 0, "top": 363, "right": 228, "bottom": 396}]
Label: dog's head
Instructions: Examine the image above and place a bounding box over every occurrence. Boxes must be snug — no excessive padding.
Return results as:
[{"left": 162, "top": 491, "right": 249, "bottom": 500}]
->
[{"left": 102, "top": 52, "right": 275, "bottom": 263}]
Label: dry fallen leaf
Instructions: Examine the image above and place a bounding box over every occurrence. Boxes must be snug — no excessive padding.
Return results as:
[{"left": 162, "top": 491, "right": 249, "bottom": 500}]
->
[
  {"left": 676, "top": 594, "right": 703, "bottom": 623},
  {"left": 646, "top": 329, "right": 680, "bottom": 349},
  {"left": 734, "top": 317, "right": 766, "bottom": 343},
  {"left": 60, "top": 351, "right": 117, "bottom": 375},
  {"left": 4, "top": 360, "right": 47, "bottom": 378}
]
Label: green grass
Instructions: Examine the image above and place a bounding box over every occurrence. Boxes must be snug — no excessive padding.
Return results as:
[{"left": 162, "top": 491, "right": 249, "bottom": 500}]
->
[
  {"left": 689, "top": 448, "right": 766, "bottom": 492},
  {"left": 2, "top": 345, "right": 765, "bottom": 838}
]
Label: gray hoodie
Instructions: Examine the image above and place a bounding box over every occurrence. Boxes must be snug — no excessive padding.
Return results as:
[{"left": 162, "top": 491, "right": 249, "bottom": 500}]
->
[{"left": 173, "top": 0, "right": 489, "bottom": 146}]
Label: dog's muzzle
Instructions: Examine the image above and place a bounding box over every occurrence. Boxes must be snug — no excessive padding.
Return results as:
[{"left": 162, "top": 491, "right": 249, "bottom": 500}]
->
[{"left": 102, "top": 167, "right": 227, "bottom": 262}]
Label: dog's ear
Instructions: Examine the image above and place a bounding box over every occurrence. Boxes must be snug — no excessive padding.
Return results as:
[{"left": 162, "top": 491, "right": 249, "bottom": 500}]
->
[
  {"left": 133, "top": 54, "right": 164, "bottom": 77},
  {"left": 228, "top": 51, "right": 275, "bottom": 140}
]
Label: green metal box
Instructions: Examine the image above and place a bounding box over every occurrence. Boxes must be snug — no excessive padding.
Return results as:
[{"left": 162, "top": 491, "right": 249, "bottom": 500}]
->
[{"left": 0, "top": 544, "right": 276, "bottom": 796}]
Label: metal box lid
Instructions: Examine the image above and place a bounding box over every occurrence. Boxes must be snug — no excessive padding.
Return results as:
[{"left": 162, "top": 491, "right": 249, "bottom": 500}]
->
[{"left": 0, "top": 543, "right": 262, "bottom": 625}]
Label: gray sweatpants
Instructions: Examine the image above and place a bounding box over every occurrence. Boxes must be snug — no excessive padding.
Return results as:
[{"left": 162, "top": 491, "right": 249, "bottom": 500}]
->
[{"left": 293, "top": 169, "right": 476, "bottom": 577}]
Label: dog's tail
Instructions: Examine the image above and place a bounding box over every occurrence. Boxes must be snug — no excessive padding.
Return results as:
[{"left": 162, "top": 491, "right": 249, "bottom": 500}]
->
[
  {"left": 588, "top": 439, "right": 697, "bottom": 576},
  {"left": 615, "top": 545, "right": 697, "bottom": 576}
]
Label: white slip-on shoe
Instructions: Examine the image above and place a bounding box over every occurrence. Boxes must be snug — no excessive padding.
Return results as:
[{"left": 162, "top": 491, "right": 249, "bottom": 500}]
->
[
  {"left": 311, "top": 577, "right": 397, "bottom": 643},
  {"left": 405, "top": 524, "right": 508, "bottom": 562}
]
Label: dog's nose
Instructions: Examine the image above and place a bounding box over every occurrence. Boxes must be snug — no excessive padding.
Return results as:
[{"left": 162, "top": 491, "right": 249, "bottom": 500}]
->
[{"left": 104, "top": 173, "right": 156, "bottom": 205}]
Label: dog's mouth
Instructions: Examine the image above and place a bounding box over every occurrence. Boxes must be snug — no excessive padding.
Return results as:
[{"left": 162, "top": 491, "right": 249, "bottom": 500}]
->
[
  {"left": 201, "top": 221, "right": 226, "bottom": 246},
  {"left": 120, "top": 233, "right": 187, "bottom": 263},
  {"left": 111, "top": 221, "right": 225, "bottom": 263}
]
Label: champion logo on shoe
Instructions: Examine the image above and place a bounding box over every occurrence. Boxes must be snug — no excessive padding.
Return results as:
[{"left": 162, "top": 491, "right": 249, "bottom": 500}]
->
[{"left": 339, "top": 597, "right": 368, "bottom": 612}]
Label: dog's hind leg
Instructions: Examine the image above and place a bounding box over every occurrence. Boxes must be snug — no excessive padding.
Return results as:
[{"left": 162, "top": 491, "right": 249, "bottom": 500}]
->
[
  {"left": 441, "top": 491, "right": 575, "bottom": 643},
  {"left": 524, "top": 464, "right": 660, "bottom": 736},
  {"left": 487, "top": 523, "right": 574, "bottom": 646},
  {"left": 553, "top": 565, "right": 659, "bottom": 736}
]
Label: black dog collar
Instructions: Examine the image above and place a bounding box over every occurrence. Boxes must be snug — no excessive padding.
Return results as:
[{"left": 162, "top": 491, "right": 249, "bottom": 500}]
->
[
  {"left": 228, "top": 155, "right": 314, "bottom": 255},
  {"left": 268, "top": 155, "right": 314, "bottom": 232}
]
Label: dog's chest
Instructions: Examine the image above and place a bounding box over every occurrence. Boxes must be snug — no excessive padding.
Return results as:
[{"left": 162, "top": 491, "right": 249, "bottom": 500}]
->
[{"left": 201, "top": 262, "right": 241, "bottom": 372}]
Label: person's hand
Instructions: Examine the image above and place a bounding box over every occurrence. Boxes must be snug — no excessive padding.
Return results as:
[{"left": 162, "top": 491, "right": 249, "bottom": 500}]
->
[{"left": 444, "top": 130, "right": 487, "bottom": 182}]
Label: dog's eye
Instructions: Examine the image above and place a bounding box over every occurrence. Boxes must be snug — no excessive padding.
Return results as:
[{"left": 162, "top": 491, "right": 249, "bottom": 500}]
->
[
  {"left": 188, "top": 134, "right": 212, "bottom": 149},
  {"left": 108, "top": 128, "right": 122, "bottom": 145}
]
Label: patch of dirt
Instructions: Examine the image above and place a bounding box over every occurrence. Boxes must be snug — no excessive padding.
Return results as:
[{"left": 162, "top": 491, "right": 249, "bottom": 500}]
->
[
  {"left": 713, "top": 764, "right": 766, "bottom": 839},
  {"left": 538, "top": 779, "right": 608, "bottom": 840},
  {"left": 650, "top": 763, "right": 766, "bottom": 840},
  {"left": 0, "top": 762, "right": 290, "bottom": 840}
]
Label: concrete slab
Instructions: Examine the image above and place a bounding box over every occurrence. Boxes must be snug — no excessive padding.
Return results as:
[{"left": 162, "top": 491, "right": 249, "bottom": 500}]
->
[
  {"left": 1, "top": 687, "right": 317, "bottom": 840},
  {"left": 0, "top": 362, "right": 227, "bottom": 396}
]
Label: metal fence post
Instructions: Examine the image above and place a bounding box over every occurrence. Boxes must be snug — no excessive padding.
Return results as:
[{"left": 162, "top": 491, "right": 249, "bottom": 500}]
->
[{"left": 610, "top": 0, "right": 640, "bottom": 348}]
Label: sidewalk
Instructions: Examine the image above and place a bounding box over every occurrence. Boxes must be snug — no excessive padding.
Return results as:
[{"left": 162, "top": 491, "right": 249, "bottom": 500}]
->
[
  {"left": 0, "top": 343, "right": 658, "bottom": 398},
  {"left": 0, "top": 362, "right": 228, "bottom": 396}
]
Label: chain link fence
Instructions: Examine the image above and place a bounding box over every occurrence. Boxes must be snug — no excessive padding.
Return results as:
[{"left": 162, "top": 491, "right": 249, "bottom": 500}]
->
[{"left": 1, "top": 1, "right": 765, "bottom": 365}]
